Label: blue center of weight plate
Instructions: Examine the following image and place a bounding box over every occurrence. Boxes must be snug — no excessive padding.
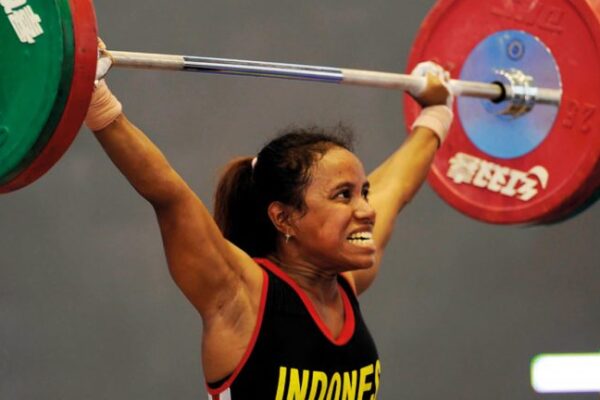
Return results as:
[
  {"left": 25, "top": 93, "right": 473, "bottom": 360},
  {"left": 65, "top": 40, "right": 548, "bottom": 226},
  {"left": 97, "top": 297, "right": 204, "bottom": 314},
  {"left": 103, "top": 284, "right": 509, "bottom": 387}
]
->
[{"left": 457, "top": 30, "right": 562, "bottom": 159}]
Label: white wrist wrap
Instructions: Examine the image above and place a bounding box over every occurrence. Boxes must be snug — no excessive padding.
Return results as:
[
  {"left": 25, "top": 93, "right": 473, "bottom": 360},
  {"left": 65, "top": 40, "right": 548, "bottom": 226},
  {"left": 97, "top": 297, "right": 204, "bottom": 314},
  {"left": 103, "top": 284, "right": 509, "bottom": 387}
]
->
[
  {"left": 411, "top": 105, "right": 454, "bottom": 144},
  {"left": 85, "top": 80, "right": 123, "bottom": 131}
]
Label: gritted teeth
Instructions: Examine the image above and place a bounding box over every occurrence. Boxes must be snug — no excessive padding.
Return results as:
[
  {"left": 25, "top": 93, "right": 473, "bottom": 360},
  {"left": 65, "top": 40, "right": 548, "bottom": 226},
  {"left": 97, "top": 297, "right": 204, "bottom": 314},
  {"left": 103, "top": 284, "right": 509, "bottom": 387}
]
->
[{"left": 347, "top": 232, "right": 373, "bottom": 240}]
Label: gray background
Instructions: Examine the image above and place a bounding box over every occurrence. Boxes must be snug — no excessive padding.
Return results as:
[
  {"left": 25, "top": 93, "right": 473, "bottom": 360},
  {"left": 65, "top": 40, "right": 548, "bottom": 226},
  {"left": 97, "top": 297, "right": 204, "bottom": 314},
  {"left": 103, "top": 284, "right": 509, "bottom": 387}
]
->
[{"left": 1, "top": 0, "right": 599, "bottom": 399}]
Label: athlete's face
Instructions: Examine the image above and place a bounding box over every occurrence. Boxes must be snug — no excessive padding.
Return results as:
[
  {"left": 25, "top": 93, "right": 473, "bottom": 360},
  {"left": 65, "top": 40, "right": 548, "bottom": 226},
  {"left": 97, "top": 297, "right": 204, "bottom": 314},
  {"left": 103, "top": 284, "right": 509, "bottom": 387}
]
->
[{"left": 290, "top": 147, "right": 376, "bottom": 271}]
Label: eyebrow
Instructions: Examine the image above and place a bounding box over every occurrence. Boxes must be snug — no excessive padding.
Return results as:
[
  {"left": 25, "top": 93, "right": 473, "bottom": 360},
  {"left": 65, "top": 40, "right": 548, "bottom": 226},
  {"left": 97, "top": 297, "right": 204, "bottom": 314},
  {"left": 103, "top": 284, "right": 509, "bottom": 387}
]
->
[{"left": 331, "top": 180, "right": 371, "bottom": 192}]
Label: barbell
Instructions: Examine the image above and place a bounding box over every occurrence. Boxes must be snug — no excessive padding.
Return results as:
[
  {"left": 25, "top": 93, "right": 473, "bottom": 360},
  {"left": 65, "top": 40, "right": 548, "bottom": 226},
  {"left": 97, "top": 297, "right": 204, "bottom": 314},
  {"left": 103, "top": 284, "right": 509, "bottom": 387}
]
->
[{"left": 0, "top": 0, "right": 598, "bottom": 225}]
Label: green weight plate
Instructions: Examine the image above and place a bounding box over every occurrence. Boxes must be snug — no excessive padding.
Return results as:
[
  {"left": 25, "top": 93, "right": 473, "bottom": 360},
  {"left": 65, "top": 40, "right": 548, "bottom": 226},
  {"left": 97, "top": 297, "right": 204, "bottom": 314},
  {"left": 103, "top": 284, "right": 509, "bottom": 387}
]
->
[
  {"left": 4, "top": 0, "right": 77, "bottom": 185},
  {"left": 0, "top": 0, "right": 97, "bottom": 194},
  {"left": 0, "top": 0, "right": 69, "bottom": 182}
]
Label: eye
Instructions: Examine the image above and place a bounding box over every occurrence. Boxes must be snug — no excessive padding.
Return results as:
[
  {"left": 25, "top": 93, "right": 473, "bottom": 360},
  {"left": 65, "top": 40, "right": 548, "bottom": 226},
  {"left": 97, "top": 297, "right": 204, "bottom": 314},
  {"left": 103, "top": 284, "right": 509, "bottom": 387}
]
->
[
  {"left": 335, "top": 189, "right": 351, "bottom": 200},
  {"left": 362, "top": 187, "right": 370, "bottom": 200}
]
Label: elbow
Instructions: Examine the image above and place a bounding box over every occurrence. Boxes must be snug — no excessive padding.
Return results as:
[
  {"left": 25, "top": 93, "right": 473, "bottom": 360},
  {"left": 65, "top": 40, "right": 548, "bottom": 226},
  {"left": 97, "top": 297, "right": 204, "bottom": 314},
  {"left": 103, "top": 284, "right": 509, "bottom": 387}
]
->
[{"left": 138, "top": 167, "right": 191, "bottom": 208}]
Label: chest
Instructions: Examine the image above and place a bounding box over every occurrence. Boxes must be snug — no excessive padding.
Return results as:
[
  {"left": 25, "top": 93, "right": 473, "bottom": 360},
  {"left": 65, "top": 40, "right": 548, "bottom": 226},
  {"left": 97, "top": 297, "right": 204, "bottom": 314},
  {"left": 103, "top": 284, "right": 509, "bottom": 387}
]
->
[{"left": 228, "top": 288, "right": 381, "bottom": 399}]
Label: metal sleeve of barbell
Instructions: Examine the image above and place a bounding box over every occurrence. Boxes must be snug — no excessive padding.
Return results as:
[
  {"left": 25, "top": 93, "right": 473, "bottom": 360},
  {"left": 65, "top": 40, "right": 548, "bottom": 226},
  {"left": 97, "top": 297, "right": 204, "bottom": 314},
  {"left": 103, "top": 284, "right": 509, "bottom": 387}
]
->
[
  {"left": 342, "top": 69, "right": 562, "bottom": 105},
  {"left": 108, "top": 51, "right": 562, "bottom": 105}
]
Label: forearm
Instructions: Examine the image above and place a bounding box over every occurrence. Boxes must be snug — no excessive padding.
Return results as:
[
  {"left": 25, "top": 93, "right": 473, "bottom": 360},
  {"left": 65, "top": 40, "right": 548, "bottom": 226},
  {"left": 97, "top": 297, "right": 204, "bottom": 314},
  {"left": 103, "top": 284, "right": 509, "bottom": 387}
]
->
[
  {"left": 368, "top": 102, "right": 453, "bottom": 251},
  {"left": 369, "top": 127, "right": 439, "bottom": 215},
  {"left": 351, "top": 63, "right": 454, "bottom": 294},
  {"left": 92, "top": 113, "right": 187, "bottom": 206},
  {"left": 350, "top": 127, "right": 438, "bottom": 294},
  {"left": 369, "top": 63, "right": 453, "bottom": 225}
]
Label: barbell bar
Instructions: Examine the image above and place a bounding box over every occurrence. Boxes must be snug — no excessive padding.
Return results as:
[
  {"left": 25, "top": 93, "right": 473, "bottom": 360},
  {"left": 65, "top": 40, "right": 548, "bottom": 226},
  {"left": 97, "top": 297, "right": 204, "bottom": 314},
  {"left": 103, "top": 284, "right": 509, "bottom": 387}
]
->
[{"left": 107, "top": 50, "right": 563, "bottom": 106}]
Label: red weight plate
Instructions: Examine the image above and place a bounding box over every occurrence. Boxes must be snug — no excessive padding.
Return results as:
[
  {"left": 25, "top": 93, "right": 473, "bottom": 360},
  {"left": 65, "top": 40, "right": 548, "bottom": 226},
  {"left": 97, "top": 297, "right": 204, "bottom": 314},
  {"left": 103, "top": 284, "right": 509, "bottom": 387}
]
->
[
  {"left": 405, "top": 0, "right": 600, "bottom": 224},
  {"left": 0, "top": 0, "right": 97, "bottom": 193},
  {"left": 542, "top": 0, "right": 600, "bottom": 223},
  {"left": 541, "top": 166, "right": 599, "bottom": 223}
]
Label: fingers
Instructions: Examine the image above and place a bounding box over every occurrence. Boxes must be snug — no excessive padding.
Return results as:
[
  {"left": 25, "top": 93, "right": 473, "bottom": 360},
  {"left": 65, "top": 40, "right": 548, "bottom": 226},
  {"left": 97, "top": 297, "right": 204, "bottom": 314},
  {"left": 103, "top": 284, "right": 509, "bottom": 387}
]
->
[
  {"left": 95, "top": 37, "right": 113, "bottom": 84},
  {"left": 411, "top": 61, "right": 449, "bottom": 83},
  {"left": 408, "top": 61, "right": 453, "bottom": 108}
]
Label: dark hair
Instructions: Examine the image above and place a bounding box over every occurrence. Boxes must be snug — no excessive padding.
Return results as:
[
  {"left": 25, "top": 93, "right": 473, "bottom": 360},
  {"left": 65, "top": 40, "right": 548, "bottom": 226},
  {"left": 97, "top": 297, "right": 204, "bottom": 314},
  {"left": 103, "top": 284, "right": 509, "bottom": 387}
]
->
[{"left": 214, "top": 125, "right": 354, "bottom": 257}]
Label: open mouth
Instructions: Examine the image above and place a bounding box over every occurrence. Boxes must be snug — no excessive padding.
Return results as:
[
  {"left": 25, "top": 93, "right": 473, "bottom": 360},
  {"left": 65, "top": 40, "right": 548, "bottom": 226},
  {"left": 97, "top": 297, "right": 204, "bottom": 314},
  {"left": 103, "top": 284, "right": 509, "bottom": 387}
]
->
[{"left": 346, "top": 232, "right": 374, "bottom": 246}]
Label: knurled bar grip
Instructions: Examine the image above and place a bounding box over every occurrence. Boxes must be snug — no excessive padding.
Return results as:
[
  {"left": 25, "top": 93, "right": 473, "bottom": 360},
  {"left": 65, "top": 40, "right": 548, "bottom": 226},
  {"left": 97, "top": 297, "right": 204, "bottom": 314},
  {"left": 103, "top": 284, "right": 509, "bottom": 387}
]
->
[{"left": 108, "top": 50, "right": 562, "bottom": 106}]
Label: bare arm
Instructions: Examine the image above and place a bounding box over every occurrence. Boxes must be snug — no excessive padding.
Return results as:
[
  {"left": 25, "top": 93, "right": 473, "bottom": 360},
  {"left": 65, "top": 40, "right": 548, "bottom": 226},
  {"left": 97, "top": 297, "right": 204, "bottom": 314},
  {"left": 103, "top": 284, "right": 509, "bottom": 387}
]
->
[
  {"left": 85, "top": 42, "right": 262, "bottom": 320},
  {"left": 91, "top": 113, "right": 262, "bottom": 319},
  {"left": 350, "top": 127, "right": 439, "bottom": 294},
  {"left": 350, "top": 68, "right": 453, "bottom": 294}
]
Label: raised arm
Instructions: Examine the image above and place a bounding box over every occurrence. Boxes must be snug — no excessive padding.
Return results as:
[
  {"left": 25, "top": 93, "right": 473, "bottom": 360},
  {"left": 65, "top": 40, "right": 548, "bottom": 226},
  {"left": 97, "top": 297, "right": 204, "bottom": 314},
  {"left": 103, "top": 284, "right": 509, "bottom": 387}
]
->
[
  {"left": 351, "top": 63, "right": 454, "bottom": 294},
  {"left": 85, "top": 80, "right": 263, "bottom": 321}
]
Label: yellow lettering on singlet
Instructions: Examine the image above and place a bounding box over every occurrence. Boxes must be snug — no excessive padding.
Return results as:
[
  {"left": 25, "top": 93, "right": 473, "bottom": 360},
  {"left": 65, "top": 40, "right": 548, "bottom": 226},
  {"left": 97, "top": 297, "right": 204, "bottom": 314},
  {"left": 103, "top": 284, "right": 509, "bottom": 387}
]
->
[
  {"left": 357, "top": 364, "right": 374, "bottom": 400},
  {"left": 308, "top": 370, "right": 328, "bottom": 400},
  {"left": 275, "top": 366, "right": 287, "bottom": 400},
  {"left": 326, "top": 372, "right": 342, "bottom": 400},
  {"left": 341, "top": 370, "right": 357, "bottom": 400},
  {"left": 287, "top": 368, "right": 310, "bottom": 399},
  {"left": 372, "top": 360, "right": 381, "bottom": 399},
  {"left": 274, "top": 361, "right": 380, "bottom": 400}
]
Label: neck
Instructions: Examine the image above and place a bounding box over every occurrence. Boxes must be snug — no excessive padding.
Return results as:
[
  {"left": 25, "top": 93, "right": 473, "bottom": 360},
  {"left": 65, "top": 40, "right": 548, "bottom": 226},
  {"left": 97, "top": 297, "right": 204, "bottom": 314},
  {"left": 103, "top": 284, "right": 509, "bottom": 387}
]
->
[{"left": 267, "top": 253, "right": 339, "bottom": 304}]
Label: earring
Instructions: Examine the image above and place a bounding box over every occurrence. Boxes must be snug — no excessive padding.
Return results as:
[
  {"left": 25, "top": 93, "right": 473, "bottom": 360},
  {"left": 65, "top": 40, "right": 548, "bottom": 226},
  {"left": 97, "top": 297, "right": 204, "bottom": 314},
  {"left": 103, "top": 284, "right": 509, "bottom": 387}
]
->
[{"left": 285, "top": 233, "right": 291, "bottom": 243}]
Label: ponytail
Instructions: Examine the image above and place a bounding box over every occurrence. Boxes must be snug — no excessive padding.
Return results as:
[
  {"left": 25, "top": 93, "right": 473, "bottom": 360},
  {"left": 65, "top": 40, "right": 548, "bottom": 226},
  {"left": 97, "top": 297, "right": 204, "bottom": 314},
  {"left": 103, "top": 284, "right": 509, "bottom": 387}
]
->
[{"left": 213, "top": 157, "right": 276, "bottom": 257}]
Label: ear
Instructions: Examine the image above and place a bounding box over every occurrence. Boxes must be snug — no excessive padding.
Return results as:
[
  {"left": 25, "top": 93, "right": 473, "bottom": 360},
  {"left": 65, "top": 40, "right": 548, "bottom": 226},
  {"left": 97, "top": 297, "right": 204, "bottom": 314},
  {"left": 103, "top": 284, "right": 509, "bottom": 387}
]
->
[{"left": 267, "top": 201, "right": 296, "bottom": 235}]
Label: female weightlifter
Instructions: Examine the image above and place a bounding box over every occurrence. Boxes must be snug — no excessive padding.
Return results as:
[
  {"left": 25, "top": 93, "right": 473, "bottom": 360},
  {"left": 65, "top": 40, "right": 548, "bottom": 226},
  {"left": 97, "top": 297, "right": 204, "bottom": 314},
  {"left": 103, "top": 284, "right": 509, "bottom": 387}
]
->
[{"left": 85, "top": 45, "right": 453, "bottom": 399}]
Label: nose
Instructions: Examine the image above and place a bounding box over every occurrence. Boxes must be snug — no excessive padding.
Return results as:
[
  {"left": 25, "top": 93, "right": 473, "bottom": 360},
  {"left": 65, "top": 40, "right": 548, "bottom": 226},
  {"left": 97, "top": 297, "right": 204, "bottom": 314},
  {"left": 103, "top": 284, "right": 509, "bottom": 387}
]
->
[{"left": 354, "top": 197, "right": 376, "bottom": 224}]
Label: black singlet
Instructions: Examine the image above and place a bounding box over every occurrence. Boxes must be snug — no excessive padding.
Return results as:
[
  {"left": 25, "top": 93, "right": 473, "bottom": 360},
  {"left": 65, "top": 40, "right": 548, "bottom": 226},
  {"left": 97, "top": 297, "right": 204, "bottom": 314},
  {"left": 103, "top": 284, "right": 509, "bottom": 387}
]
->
[{"left": 207, "top": 258, "right": 381, "bottom": 400}]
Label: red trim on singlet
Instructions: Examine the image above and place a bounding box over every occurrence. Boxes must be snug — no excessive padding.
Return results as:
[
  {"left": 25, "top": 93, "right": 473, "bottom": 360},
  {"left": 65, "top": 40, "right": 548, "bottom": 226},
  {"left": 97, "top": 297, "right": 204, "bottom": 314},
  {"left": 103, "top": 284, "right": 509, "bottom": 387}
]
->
[
  {"left": 254, "top": 258, "right": 355, "bottom": 346},
  {"left": 205, "top": 268, "right": 269, "bottom": 396}
]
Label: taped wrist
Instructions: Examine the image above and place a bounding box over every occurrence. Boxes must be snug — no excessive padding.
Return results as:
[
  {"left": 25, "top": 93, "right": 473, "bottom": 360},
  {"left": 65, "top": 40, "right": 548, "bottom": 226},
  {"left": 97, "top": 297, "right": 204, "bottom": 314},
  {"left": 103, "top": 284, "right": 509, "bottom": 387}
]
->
[
  {"left": 411, "top": 105, "right": 453, "bottom": 144},
  {"left": 85, "top": 80, "right": 122, "bottom": 131}
]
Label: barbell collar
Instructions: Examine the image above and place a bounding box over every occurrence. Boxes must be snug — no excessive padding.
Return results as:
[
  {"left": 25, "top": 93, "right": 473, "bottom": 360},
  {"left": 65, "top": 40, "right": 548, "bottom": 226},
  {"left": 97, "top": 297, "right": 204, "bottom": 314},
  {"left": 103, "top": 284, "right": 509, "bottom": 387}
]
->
[{"left": 108, "top": 50, "right": 562, "bottom": 106}]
